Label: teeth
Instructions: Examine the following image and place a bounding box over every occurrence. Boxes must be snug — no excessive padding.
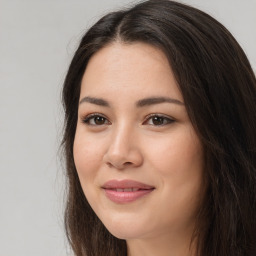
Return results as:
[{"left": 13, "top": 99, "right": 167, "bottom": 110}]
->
[{"left": 115, "top": 188, "right": 140, "bottom": 192}]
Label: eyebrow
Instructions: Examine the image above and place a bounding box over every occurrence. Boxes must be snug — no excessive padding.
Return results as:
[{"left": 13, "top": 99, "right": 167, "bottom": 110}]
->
[
  {"left": 136, "top": 97, "right": 184, "bottom": 107},
  {"left": 79, "top": 96, "right": 110, "bottom": 107},
  {"left": 79, "top": 96, "right": 184, "bottom": 107}
]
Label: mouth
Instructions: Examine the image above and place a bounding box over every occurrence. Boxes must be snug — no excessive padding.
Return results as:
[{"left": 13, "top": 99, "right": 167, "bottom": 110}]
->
[
  {"left": 108, "top": 188, "right": 142, "bottom": 192},
  {"left": 102, "top": 179, "right": 155, "bottom": 204}
]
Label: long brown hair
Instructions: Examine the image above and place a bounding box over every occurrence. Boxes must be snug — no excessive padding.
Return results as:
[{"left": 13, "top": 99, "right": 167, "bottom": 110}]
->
[{"left": 62, "top": 1, "right": 256, "bottom": 255}]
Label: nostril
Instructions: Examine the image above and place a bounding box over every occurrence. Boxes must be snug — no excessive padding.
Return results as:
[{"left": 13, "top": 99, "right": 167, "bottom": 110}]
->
[
  {"left": 106, "top": 161, "right": 133, "bottom": 169},
  {"left": 124, "top": 162, "right": 133, "bottom": 166},
  {"left": 106, "top": 162, "right": 113, "bottom": 168}
]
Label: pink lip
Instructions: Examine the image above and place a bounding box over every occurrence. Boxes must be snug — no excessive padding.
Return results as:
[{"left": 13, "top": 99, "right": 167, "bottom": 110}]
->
[{"left": 102, "top": 179, "right": 155, "bottom": 204}]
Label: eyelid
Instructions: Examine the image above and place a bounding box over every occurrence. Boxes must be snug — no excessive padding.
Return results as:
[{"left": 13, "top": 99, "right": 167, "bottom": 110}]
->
[
  {"left": 80, "top": 112, "right": 175, "bottom": 126},
  {"left": 143, "top": 113, "right": 175, "bottom": 125},
  {"left": 81, "top": 113, "right": 111, "bottom": 125}
]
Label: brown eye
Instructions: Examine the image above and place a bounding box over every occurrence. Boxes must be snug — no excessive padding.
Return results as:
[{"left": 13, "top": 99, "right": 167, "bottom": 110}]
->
[
  {"left": 82, "top": 114, "right": 109, "bottom": 126},
  {"left": 144, "top": 115, "right": 174, "bottom": 126},
  {"left": 94, "top": 116, "right": 106, "bottom": 125},
  {"left": 152, "top": 116, "right": 165, "bottom": 125}
]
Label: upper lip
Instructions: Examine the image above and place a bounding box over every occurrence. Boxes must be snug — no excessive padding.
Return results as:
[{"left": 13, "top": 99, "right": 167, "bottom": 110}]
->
[{"left": 102, "top": 179, "right": 155, "bottom": 190}]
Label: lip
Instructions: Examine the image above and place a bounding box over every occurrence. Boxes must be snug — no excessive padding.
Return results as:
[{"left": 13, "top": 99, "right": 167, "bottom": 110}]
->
[{"left": 102, "top": 179, "right": 155, "bottom": 204}]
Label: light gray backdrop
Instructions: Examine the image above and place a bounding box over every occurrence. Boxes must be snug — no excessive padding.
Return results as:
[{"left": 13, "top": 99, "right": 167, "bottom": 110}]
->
[{"left": 0, "top": 0, "right": 255, "bottom": 256}]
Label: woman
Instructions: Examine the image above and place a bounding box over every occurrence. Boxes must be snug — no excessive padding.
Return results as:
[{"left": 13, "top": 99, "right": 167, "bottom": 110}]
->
[{"left": 61, "top": 0, "right": 256, "bottom": 255}]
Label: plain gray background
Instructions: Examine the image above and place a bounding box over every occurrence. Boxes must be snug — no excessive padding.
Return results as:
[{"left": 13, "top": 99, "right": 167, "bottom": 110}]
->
[{"left": 0, "top": 0, "right": 255, "bottom": 255}]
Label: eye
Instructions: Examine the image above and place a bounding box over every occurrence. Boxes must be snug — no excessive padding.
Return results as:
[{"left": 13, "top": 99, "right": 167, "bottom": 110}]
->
[
  {"left": 82, "top": 114, "right": 110, "bottom": 126},
  {"left": 143, "top": 114, "right": 174, "bottom": 126}
]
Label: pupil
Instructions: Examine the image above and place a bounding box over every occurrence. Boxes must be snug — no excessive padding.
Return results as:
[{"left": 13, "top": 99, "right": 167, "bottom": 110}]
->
[
  {"left": 153, "top": 116, "right": 163, "bottom": 125},
  {"left": 95, "top": 116, "right": 105, "bottom": 125}
]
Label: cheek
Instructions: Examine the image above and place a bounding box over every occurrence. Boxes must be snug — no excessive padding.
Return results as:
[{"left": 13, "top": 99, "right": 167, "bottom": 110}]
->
[
  {"left": 73, "top": 130, "right": 104, "bottom": 181},
  {"left": 145, "top": 126, "right": 204, "bottom": 204},
  {"left": 146, "top": 129, "right": 203, "bottom": 175},
  {"left": 73, "top": 130, "right": 107, "bottom": 212}
]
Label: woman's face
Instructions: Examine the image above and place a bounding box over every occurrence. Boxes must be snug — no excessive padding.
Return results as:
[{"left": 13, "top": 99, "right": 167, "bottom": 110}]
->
[{"left": 73, "top": 42, "right": 204, "bottom": 242}]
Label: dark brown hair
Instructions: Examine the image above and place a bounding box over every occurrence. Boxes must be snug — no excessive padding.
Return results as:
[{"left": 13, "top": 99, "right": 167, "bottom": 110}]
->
[{"left": 62, "top": 1, "right": 256, "bottom": 255}]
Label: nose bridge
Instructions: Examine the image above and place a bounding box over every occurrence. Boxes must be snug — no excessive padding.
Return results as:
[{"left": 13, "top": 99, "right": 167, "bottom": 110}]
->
[
  {"left": 104, "top": 120, "right": 143, "bottom": 169},
  {"left": 110, "top": 120, "right": 135, "bottom": 155}
]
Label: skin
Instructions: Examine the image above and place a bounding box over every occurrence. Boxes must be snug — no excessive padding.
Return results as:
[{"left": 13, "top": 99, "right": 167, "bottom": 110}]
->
[{"left": 73, "top": 42, "right": 205, "bottom": 256}]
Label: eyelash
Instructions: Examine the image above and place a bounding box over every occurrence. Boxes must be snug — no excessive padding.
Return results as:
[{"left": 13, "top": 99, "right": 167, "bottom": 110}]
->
[
  {"left": 144, "top": 114, "right": 175, "bottom": 126},
  {"left": 82, "top": 113, "right": 110, "bottom": 126},
  {"left": 81, "top": 113, "right": 175, "bottom": 126}
]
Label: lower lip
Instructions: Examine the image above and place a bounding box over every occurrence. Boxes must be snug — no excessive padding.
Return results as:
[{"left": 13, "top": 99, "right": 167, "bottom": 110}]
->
[{"left": 103, "top": 189, "right": 154, "bottom": 204}]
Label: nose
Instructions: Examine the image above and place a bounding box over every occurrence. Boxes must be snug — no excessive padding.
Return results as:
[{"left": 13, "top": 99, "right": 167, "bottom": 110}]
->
[{"left": 103, "top": 125, "right": 143, "bottom": 170}]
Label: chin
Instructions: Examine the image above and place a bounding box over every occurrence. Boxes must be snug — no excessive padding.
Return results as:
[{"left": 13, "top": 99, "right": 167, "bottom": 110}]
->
[
  {"left": 99, "top": 218, "right": 143, "bottom": 240},
  {"left": 100, "top": 215, "right": 152, "bottom": 240},
  {"left": 107, "top": 227, "right": 143, "bottom": 240}
]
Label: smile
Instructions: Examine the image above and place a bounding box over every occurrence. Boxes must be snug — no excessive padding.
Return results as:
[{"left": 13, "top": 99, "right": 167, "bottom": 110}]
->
[
  {"left": 102, "top": 179, "right": 155, "bottom": 204},
  {"left": 111, "top": 188, "right": 140, "bottom": 192}
]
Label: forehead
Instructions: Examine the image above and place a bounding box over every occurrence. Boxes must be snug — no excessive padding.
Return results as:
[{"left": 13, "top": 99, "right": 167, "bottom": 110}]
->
[{"left": 80, "top": 42, "right": 182, "bottom": 101}]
